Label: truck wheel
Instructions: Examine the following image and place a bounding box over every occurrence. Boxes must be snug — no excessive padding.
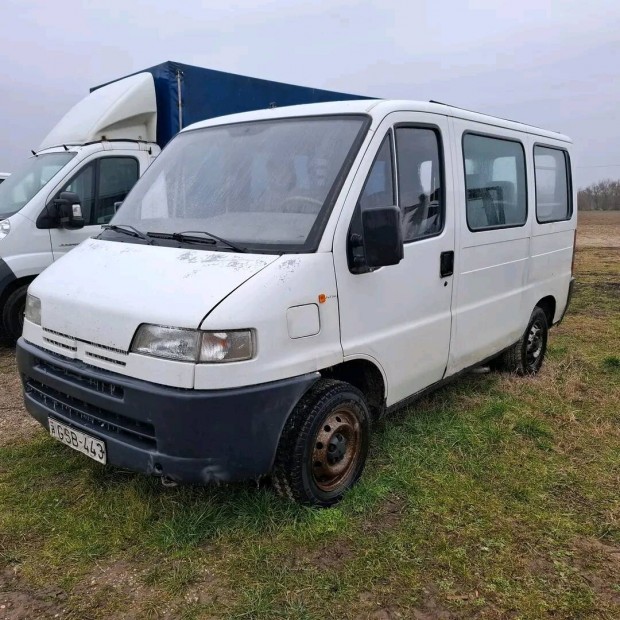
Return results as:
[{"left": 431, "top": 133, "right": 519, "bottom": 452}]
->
[
  {"left": 2, "top": 284, "right": 28, "bottom": 342},
  {"left": 272, "top": 379, "right": 371, "bottom": 507},
  {"left": 496, "top": 307, "right": 548, "bottom": 375}
]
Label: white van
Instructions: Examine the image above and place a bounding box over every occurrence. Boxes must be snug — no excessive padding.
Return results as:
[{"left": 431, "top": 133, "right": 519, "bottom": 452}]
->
[{"left": 17, "top": 100, "right": 576, "bottom": 506}]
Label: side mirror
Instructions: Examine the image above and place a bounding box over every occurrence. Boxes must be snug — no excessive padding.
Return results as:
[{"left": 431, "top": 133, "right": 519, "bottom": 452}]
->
[
  {"left": 352, "top": 205, "right": 403, "bottom": 270},
  {"left": 114, "top": 201, "right": 123, "bottom": 213},
  {"left": 54, "top": 192, "right": 85, "bottom": 230}
]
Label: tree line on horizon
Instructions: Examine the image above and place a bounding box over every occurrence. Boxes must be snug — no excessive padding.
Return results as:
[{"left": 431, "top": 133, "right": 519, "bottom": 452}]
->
[{"left": 578, "top": 179, "right": 620, "bottom": 211}]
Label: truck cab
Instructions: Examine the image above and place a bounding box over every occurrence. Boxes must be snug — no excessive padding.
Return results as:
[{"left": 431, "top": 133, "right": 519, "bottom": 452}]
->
[{"left": 0, "top": 74, "right": 159, "bottom": 339}]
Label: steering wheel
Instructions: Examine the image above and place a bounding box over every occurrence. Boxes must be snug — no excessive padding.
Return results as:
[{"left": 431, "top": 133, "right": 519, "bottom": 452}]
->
[{"left": 281, "top": 195, "right": 324, "bottom": 213}]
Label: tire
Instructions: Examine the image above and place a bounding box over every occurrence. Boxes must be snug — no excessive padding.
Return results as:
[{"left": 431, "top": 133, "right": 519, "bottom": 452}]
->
[
  {"left": 2, "top": 284, "right": 28, "bottom": 342},
  {"left": 495, "top": 307, "right": 548, "bottom": 375},
  {"left": 272, "top": 379, "right": 371, "bottom": 507}
]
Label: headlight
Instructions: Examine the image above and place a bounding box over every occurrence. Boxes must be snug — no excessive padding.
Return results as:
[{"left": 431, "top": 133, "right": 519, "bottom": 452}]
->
[
  {"left": 131, "top": 325, "right": 255, "bottom": 363},
  {"left": 25, "top": 294, "right": 41, "bottom": 325},
  {"left": 200, "top": 331, "right": 255, "bottom": 362},
  {"left": 0, "top": 219, "right": 10, "bottom": 240}
]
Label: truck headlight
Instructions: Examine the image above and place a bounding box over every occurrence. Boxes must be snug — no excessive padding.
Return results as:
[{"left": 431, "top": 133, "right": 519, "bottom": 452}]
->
[
  {"left": 25, "top": 294, "right": 41, "bottom": 325},
  {"left": 131, "top": 325, "right": 255, "bottom": 363},
  {"left": 0, "top": 219, "right": 10, "bottom": 240}
]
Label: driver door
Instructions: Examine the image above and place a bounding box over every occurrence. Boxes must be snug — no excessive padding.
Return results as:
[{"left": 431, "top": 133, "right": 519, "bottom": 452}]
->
[{"left": 49, "top": 155, "right": 140, "bottom": 260}]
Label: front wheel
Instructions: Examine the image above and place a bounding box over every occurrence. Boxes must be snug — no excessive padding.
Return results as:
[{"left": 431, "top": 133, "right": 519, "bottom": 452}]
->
[
  {"left": 272, "top": 379, "right": 371, "bottom": 507},
  {"left": 495, "top": 307, "right": 549, "bottom": 375},
  {"left": 1, "top": 284, "right": 28, "bottom": 342}
]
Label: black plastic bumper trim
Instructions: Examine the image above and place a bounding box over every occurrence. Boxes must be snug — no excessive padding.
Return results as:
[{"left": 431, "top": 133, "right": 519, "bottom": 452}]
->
[{"left": 17, "top": 338, "right": 319, "bottom": 483}]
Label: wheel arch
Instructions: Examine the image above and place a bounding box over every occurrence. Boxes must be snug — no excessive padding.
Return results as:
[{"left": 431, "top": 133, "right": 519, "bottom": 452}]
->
[
  {"left": 320, "top": 357, "right": 387, "bottom": 419},
  {"left": 535, "top": 295, "right": 556, "bottom": 326},
  {"left": 0, "top": 275, "right": 36, "bottom": 310}
]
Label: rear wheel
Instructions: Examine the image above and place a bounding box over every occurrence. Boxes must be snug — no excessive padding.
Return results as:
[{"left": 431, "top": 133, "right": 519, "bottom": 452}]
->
[
  {"left": 272, "top": 379, "right": 371, "bottom": 507},
  {"left": 2, "top": 284, "right": 28, "bottom": 342},
  {"left": 494, "top": 307, "right": 548, "bottom": 375}
]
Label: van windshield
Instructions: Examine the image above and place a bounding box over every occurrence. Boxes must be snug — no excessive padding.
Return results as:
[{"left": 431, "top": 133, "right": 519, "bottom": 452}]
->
[
  {"left": 0, "top": 152, "right": 76, "bottom": 219},
  {"left": 110, "top": 115, "right": 368, "bottom": 252}
]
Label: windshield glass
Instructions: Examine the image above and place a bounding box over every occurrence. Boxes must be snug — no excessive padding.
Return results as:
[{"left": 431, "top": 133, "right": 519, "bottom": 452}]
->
[
  {"left": 0, "top": 152, "right": 76, "bottom": 219},
  {"left": 111, "top": 116, "right": 367, "bottom": 252}
]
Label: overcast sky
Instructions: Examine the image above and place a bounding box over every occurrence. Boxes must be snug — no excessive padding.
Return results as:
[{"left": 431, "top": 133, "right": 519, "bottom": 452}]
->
[{"left": 1, "top": 0, "right": 619, "bottom": 187}]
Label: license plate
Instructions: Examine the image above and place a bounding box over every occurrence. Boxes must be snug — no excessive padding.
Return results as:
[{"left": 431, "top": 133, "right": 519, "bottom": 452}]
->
[{"left": 48, "top": 418, "right": 107, "bottom": 464}]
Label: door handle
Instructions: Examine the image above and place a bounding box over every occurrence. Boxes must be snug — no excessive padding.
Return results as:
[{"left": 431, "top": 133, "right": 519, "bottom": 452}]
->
[{"left": 440, "top": 251, "right": 454, "bottom": 278}]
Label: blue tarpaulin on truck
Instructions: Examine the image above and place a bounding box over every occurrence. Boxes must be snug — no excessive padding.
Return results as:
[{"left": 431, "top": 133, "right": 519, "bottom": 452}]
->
[{"left": 93, "top": 61, "right": 374, "bottom": 148}]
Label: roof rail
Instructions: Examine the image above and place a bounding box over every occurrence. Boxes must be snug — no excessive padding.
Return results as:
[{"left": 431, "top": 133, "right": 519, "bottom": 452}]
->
[{"left": 429, "top": 100, "right": 562, "bottom": 135}]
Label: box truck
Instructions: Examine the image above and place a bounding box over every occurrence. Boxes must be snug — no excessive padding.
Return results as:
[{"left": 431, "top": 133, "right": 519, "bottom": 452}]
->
[
  {"left": 0, "top": 61, "right": 369, "bottom": 339},
  {"left": 17, "top": 99, "right": 576, "bottom": 506}
]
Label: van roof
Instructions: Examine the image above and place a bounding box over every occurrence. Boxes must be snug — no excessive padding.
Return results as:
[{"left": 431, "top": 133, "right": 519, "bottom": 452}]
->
[{"left": 184, "top": 99, "right": 572, "bottom": 143}]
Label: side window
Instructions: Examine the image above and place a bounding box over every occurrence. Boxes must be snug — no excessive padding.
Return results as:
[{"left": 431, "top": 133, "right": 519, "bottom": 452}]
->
[
  {"left": 534, "top": 146, "right": 570, "bottom": 223},
  {"left": 396, "top": 127, "right": 443, "bottom": 242},
  {"left": 96, "top": 158, "right": 139, "bottom": 224},
  {"left": 359, "top": 134, "right": 395, "bottom": 210},
  {"left": 463, "top": 134, "right": 527, "bottom": 231},
  {"left": 58, "top": 164, "right": 96, "bottom": 224}
]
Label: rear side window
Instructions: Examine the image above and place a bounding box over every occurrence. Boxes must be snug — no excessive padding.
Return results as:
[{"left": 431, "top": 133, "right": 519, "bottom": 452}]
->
[
  {"left": 463, "top": 134, "right": 527, "bottom": 231},
  {"left": 534, "top": 146, "right": 571, "bottom": 223},
  {"left": 396, "top": 127, "right": 444, "bottom": 242}
]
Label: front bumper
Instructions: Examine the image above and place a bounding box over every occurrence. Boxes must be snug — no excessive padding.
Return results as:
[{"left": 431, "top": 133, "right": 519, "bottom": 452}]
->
[{"left": 17, "top": 338, "right": 318, "bottom": 483}]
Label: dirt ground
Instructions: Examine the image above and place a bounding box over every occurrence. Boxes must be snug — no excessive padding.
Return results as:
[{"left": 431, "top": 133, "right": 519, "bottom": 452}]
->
[
  {"left": 0, "top": 338, "right": 38, "bottom": 448},
  {"left": 577, "top": 210, "right": 620, "bottom": 248}
]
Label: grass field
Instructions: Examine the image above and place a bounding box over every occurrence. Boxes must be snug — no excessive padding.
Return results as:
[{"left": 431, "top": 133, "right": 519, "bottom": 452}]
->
[{"left": 0, "top": 213, "right": 618, "bottom": 619}]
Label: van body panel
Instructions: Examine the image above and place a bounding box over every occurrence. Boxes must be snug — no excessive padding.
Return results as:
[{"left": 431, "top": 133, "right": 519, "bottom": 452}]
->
[
  {"left": 447, "top": 119, "right": 533, "bottom": 375},
  {"left": 196, "top": 253, "right": 342, "bottom": 390},
  {"left": 334, "top": 111, "right": 455, "bottom": 406},
  {"left": 26, "top": 238, "right": 277, "bottom": 354},
  {"left": 529, "top": 228, "right": 575, "bottom": 319}
]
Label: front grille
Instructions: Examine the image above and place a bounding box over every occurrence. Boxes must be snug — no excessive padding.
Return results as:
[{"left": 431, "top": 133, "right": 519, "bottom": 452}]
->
[
  {"left": 42, "top": 328, "right": 129, "bottom": 356},
  {"left": 42, "top": 336, "right": 77, "bottom": 352},
  {"left": 85, "top": 351, "right": 127, "bottom": 367},
  {"left": 25, "top": 378, "right": 155, "bottom": 448},
  {"left": 36, "top": 359, "right": 124, "bottom": 399}
]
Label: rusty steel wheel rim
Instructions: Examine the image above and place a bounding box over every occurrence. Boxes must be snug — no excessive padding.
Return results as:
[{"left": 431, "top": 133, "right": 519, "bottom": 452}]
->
[{"left": 311, "top": 405, "right": 362, "bottom": 493}]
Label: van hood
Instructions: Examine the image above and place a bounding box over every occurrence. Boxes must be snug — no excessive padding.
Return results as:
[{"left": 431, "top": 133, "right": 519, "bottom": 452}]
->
[{"left": 30, "top": 238, "right": 278, "bottom": 351}]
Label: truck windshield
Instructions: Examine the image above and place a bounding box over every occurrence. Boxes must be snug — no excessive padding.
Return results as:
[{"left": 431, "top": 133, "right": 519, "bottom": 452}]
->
[
  {"left": 110, "top": 115, "right": 368, "bottom": 252},
  {"left": 0, "top": 152, "right": 76, "bottom": 219}
]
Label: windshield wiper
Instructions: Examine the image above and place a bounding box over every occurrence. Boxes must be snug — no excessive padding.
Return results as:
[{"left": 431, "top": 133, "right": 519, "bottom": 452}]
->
[
  {"left": 103, "top": 224, "right": 151, "bottom": 242},
  {"left": 150, "top": 230, "right": 247, "bottom": 253}
]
